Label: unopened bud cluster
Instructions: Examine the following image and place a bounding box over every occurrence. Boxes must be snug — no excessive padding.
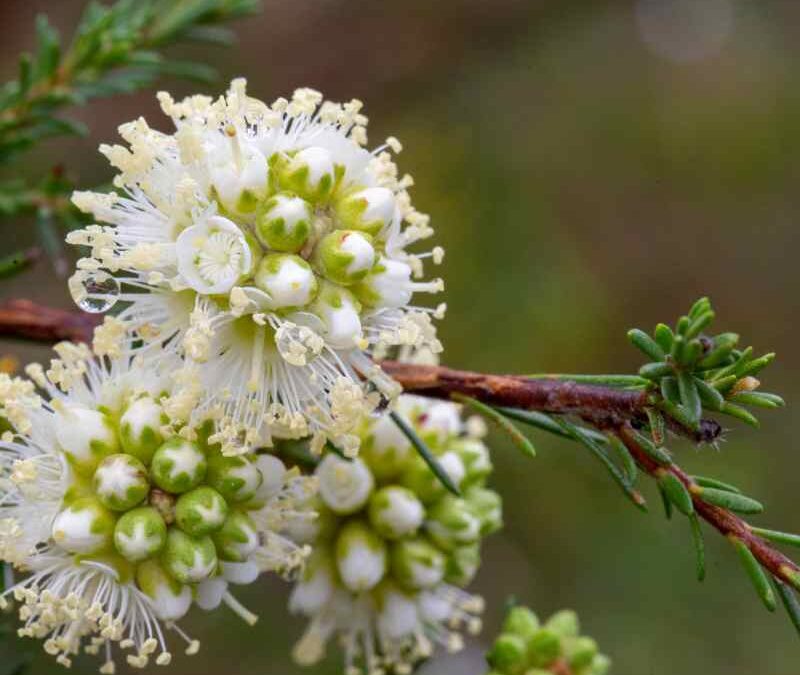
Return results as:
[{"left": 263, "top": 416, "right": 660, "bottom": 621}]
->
[
  {"left": 288, "top": 396, "right": 501, "bottom": 674},
  {"left": 486, "top": 606, "right": 610, "bottom": 675}
]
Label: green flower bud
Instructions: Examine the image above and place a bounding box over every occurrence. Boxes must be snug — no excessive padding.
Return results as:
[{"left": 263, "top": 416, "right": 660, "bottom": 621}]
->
[
  {"left": 390, "top": 538, "right": 446, "bottom": 590},
  {"left": 565, "top": 636, "right": 598, "bottom": 671},
  {"left": 444, "top": 543, "right": 481, "bottom": 586},
  {"left": 118, "top": 395, "right": 167, "bottom": 465},
  {"left": 150, "top": 438, "right": 207, "bottom": 494},
  {"left": 162, "top": 528, "right": 218, "bottom": 584},
  {"left": 311, "top": 283, "right": 363, "bottom": 350},
  {"left": 175, "top": 486, "right": 229, "bottom": 537},
  {"left": 317, "top": 455, "right": 374, "bottom": 515},
  {"left": 113, "top": 506, "right": 167, "bottom": 562},
  {"left": 51, "top": 496, "right": 116, "bottom": 554},
  {"left": 486, "top": 633, "right": 527, "bottom": 674},
  {"left": 136, "top": 559, "right": 192, "bottom": 621},
  {"left": 335, "top": 520, "right": 387, "bottom": 593},
  {"left": 528, "top": 629, "right": 562, "bottom": 669},
  {"left": 465, "top": 486, "right": 503, "bottom": 536},
  {"left": 255, "top": 193, "right": 313, "bottom": 252},
  {"left": 546, "top": 609, "right": 579, "bottom": 638},
  {"left": 211, "top": 510, "right": 259, "bottom": 562},
  {"left": 360, "top": 414, "right": 412, "bottom": 481},
  {"left": 335, "top": 186, "right": 396, "bottom": 237},
  {"left": 450, "top": 437, "right": 492, "bottom": 487},
  {"left": 502, "top": 606, "right": 540, "bottom": 643},
  {"left": 55, "top": 405, "right": 119, "bottom": 476},
  {"left": 93, "top": 453, "right": 149, "bottom": 511},
  {"left": 398, "top": 451, "right": 464, "bottom": 505},
  {"left": 277, "top": 146, "right": 339, "bottom": 201},
  {"left": 315, "top": 230, "right": 375, "bottom": 285},
  {"left": 367, "top": 486, "right": 424, "bottom": 540},
  {"left": 254, "top": 253, "right": 318, "bottom": 309},
  {"left": 425, "top": 495, "right": 482, "bottom": 552},
  {"left": 589, "top": 653, "right": 611, "bottom": 675},
  {"left": 206, "top": 454, "right": 263, "bottom": 503}
]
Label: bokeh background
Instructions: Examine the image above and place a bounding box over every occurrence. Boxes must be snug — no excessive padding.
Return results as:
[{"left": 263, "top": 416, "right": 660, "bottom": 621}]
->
[{"left": 1, "top": 1, "right": 799, "bottom": 673}]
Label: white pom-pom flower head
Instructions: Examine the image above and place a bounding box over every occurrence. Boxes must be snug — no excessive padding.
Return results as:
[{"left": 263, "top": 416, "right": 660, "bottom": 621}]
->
[
  {"left": 67, "top": 80, "right": 446, "bottom": 456},
  {"left": 0, "top": 345, "right": 316, "bottom": 670},
  {"left": 286, "top": 395, "right": 501, "bottom": 674}
]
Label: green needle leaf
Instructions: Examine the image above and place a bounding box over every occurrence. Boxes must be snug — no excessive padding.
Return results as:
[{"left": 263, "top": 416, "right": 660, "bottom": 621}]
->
[
  {"left": 719, "top": 402, "right": 760, "bottom": 428},
  {"left": 677, "top": 371, "right": 701, "bottom": 423},
  {"left": 691, "top": 475, "right": 741, "bottom": 494},
  {"left": 776, "top": 581, "right": 800, "bottom": 637},
  {"left": 689, "top": 513, "right": 706, "bottom": 581},
  {"left": 607, "top": 435, "right": 637, "bottom": 484},
  {"left": 454, "top": 395, "right": 535, "bottom": 459},
  {"left": 653, "top": 323, "right": 674, "bottom": 353},
  {"left": 495, "top": 407, "right": 608, "bottom": 444},
  {"left": 729, "top": 391, "right": 785, "bottom": 409},
  {"left": 750, "top": 528, "right": 800, "bottom": 549},
  {"left": 627, "top": 329, "right": 666, "bottom": 361},
  {"left": 731, "top": 537, "right": 777, "bottom": 612},
  {"left": 658, "top": 483, "right": 673, "bottom": 520},
  {"left": 658, "top": 472, "right": 694, "bottom": 516},
  {"left": 694, "top": 376, "right": 724, "bottom": 411},
  {"left": 390, "top": 410, "right": 460, "bottom": 496},
  {"left": 699, "top": 488, "right": 764, "bottom": 514},
  {"left": 525, "top": 373, "right": 651, "bottom": 387},
  {"left": 630, "top": 429, "right": 672, "bottom": 465}
]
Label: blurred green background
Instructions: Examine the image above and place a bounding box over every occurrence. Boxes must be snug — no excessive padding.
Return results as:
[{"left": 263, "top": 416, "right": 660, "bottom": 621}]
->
[{"left": 1, "top": 1, "right": 799, "bottom": 673}]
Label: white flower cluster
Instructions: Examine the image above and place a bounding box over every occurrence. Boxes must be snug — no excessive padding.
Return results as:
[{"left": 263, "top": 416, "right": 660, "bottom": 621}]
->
[
  {"left": 66, "top": 79, "right": 445, "bottom": 455},
  {"left": 0, "top": 346, "right": 315, "bottom": 671},
  {"left": 287, "top": 396, "right": 502, "bottom": 675}
]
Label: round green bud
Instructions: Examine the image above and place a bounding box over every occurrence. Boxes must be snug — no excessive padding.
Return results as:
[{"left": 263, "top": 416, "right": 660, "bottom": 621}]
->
[
  {"left": 206, "top": 454, "right": 263, "bottom": 504},
  {"left": 589, "top": 653, "right": 611, "bottom": 675},
  {"left": 175, "top": 486, "right": 229, "bottom": 537},
  {"left": 211, "top": 510, "right": 259, "bottom": 562},
  {"left": 335, "top": 186, "right": 395, "bottom": 237},
  {"left": 444, "top": 543, "right": 481, "bottom": 586},
  {"left": 113, "top": 506, "right": 167, "bottom": 562},
  {"left": 334, "top": 520, "right": 387, "bottom": 593},
  {"left": 566, "top": 636, "right": 599, "bottom": 671},
  {"left": 253, "top": 253, "right": 318, "bottom": 309},
  {"left": 425, "top": 495, "right": 481, "bottom": 552},
  {"left": 360, "top": 414, "right": 412, "bottom": 481},
  {"left": 528, "top": 629, "right": 562, "bottom": 669},
  {"left": 315, "top": 230, "right": 375, "bottom": 285},
  {"left": 162, "top": 528, "right": 218, "bottom": 584},
  {"left": 150, "top": 438, "right": 207, "bottom": 494},
  {"left": 486, "top": 633, "right": 528, "bottom": 674},
  {"left": 503, "top": 606, "right": 540, "bottom": 643},
  {"left": 119, "top": 395, "right": 167, "bottom": 465},
  {"left": 450, "top": 437, "right": 492, "bottom": 487},
  {"left": 136, "top": 559, "right": 192, "bottom": 621},
  {"left": 92, "top": 453, "right": 149, "bottom": 511},
  {"left": 465, "top": 485, "right": 503, "bottom": 536},
  {"left": 367, "top": 486, "right": 424, "bottom": 540},
  {"left": 51, "top": 496, "right": 116, "bottom": 554},
  {"left": 390, "top": 538, "right": 446, "bottom": 590},
  {"left": 279, "top": 146, "right": 337, "bottom": 201},
  {"left": 398, "top": 451, "right": 464, "bottom": 505},
  {"left": 255, "top": 193, "right": 313, "bottom": 252},
  {"left": 55, "top": 405, "right": 119, "bottom": 476},
  {"left": 546, "top": 609, "right": 580, "bottom": 638}
]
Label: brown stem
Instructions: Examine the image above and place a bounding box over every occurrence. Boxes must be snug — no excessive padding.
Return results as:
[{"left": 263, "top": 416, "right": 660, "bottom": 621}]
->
[
  {"left": 0, "top": 299, "right": 99, "bottom": 344},
  {"left": 616, "top": 423, "right": 800, "bottom": 590}
]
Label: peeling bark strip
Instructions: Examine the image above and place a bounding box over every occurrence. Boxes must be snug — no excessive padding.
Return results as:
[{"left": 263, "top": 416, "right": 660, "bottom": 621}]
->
[{"left": 0, "top": 299, "right": 99, "bottom": 344}]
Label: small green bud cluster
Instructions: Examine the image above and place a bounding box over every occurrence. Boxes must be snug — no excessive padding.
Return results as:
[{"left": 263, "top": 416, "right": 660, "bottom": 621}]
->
[
  {"left": 50, "top": 394, "right": 279, "bottom": 617},
  {"left": 486, "top": 606, "right": 610, "bottom": 675}
]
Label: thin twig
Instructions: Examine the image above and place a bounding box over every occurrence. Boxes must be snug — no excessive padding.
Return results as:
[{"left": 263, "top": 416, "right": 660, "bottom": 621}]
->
[{"left": 0, "top": 299, "right": 98, "bottom": 344}]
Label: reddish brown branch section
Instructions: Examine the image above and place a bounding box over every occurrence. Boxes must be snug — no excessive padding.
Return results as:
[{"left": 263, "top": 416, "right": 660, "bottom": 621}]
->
[
  {"left": 616, "top": 424, "right": 800, "bottom": 590},
  {"left": 0, "top": 299, "right": 99, "bottom": 344}
]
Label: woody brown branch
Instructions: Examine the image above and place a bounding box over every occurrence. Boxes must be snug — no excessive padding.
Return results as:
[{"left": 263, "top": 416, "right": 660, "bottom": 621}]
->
[{"left": 0, "top": 299, "right": 99, "bottom": 344}]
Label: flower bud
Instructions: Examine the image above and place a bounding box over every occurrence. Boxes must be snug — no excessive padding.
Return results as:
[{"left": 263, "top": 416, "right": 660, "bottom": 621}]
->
[
  {"left": 55, "top": 405, "right": 119, "bottom": 475},
  {"left": 367, "top": 486, "right": 423, "bottom": 539},
  {"left": 334, "top": 520, "right": 387, "bottom": 592},
  {"left": 93, "top": 453, "right": 149, "bottom": 511},
  {"left": 162, "top": 528, "right": 218, "bottom": 583},
  {"left": 390, "top": 538, "right": 446, "bottom": 590},
  {"left": 528, "top": 629, "right": 562, "bottom": 668},
  {"left": 255, "top": 193, "right": 313, "bottom": 252},
  {"left": 566, "top": 636, "right": 598, "bottom": 671},
  {"left": 315, "top": 230, "right": 375, "bottom": 285},
  {"left": 317, "top": 455, "right": 373, "bottom": 515},
  {"left": 175, "top": 216, "right": 252, "bottom": 295},
  {"left": 250, "top": 454, "right": 287, "bottom": 505},
  {"left": 589, "top": 653, "right": 611, "bottom": 675},
  {"left": 444, "top": 543, "right": 480, "bottom": 586},
  {"left": 353, "top": 257, "right": 413, "bottom": 309},
  {"left": 418, "top": 401, "right": 462, "bottom": 443},
  {"left": 52, "top": 497, "right": 116, "bottom": 554},
  {"left": 206, "top": 454, "right": 263, "bottom": 504},
  {"left": 425, "top": 495, "right": 481, "bottom": 552},
  {"left": 150, "top": 439, "right": 207, "bottom": 494},
  {"left": 220, "top": 559, "right": 260, "bottom": 584},
  {"left": 280, "top": 146, "right": 337, "bottom": 201},
  {"left": 486, "top": 633, "right": 527, "bottom": 674},
  {"left": 361, "top": 413, "right": 412, "bottom": 480},
  {"left": 545, "top": 609, "right": 579, "bottom": 638},
  {"left": 195, "top": 576, "right": 228, "bottom": 611},
  {"left": 289, "top": 550, "right": 335, "bottom": 615},
  {"left": 254, "top": 253, "right": 318, "bottom": 309},
  {"left": 502, "top": 606, "right": 540, "bottom": 643},
  {"left": 451, "top": 437, "right": 492, "bottom": 487},
  {"left": 212, "top": 510, "right": 259, "bottom": 562},
  {"left": 464, "top": 486, "right": 503, "bottom": 535},
  {"left": 375, "top": 583, "right": 419, "bottom": 640},
  {"left": 335, "top": 187, "right": 396, "bottom": 237},
  {"left": 399, "top": 451, "right": 464, "bottom": 505},
  {"left": 119, "top": 396, "right": 167, "bottom": 465},
  {"left": 136, "top": 559, "right": 192, "bottom": 621},
  {"left": 113, "top": 506, "right": 167, "bottom": 562},
  {"left": 175, "top": 486, "right": 229, "bottom": 537},
  {"left": 311, "top": 284, "right": 363, "bottom": 350},
  {"left": 209, "top": 144, "right": 268, "bottom": 214}
]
